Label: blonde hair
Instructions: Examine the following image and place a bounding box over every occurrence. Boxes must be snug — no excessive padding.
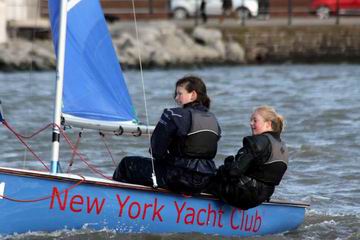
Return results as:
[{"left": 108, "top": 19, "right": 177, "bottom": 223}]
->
[{"left": 254, "top": 105, "right": 285, "bottom": 134}]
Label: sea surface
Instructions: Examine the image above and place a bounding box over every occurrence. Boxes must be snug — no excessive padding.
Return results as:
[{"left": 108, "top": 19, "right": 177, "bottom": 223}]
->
[{"left": 0, "top": 64, "right": 359, "bottom": 240}]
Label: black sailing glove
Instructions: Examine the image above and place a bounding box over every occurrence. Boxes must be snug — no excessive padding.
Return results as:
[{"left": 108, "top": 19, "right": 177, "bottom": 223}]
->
[{"left": 224, "top": 155, "right": 235, "bottom": 166}]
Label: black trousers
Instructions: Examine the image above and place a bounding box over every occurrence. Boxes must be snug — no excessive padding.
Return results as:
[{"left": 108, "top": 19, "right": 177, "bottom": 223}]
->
[
  {"left": 210, "top": 174, "right": 275, "bottom": 210},
  {"left": 113, "top": 156, "right": 215, "bottom": 195},
  {"left": 113, "top": 156, "right": 167, "bottom": 188}
]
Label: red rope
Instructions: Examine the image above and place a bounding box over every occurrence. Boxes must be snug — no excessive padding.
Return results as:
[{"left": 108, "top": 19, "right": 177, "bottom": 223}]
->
[
  {"left": 100, "top": 132, "right": 117, "bottom": 167},
  {"left": 56, "top": 124, "right": 112, "bottom": 180},
  {"left": 10, "top": 122, "right": 53, "bottom": 139},
  {"left": 1, "top": 119, "right": 113, "bottom": 181},
  {"left": 0, "top": 175, "right": 85, "bottom": 203},
  {"left": 66, "top": 131, "right": 82, "bottom": 173},
  {"left": 2, "top": 120, "right": 50, "bottom": 171}
]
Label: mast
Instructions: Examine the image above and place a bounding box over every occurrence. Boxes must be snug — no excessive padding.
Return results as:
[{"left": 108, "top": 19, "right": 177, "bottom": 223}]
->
[{"left": 51, "top": 0, "right": 68, "bottom": 174}]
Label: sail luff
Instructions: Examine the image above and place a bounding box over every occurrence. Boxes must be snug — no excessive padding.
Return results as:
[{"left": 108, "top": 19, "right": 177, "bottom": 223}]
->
[{"left": 50, "top": 0, "right": 68, "bottom": 174}]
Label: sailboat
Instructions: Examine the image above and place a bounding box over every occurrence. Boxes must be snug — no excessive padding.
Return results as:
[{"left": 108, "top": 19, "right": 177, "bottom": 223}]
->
[{"left": 0, "top": 0, "right": 308, "bottom": 237}]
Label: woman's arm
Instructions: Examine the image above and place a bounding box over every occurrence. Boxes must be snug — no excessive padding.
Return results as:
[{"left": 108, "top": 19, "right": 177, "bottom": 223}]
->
[
  {"left": 226, "top": 135, "right": 271, "bottom": 177},
  {"left": 151, "top": 108, "right": 184, "bottom": 160}
]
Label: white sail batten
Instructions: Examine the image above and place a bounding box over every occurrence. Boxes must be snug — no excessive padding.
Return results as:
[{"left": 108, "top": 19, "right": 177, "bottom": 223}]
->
[{"left": 62, "top": 113, "right": 155, "bottom": 135}]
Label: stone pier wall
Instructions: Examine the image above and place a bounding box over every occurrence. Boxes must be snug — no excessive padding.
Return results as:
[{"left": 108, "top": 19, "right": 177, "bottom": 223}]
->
[
  {"left": 219, "top": 25, "right": 360, "bottom": 63},
  {"left": 0, "top": 23, "right": 360, "bottom": 71}
]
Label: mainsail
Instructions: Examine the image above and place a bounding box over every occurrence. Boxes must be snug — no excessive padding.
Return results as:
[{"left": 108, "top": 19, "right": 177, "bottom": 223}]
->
[{"left": 48, "top": 0, "right": 145, "bottom": 133}]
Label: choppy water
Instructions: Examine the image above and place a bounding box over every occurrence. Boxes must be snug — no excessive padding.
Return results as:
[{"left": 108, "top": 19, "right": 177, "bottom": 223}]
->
[{"left": 0, "top": 64, "right": 359, "bottom": 240}]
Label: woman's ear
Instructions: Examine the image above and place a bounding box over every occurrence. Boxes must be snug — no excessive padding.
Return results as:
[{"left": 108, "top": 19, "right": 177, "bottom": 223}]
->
[
  {"left": 265, "top": 120, "right": 272, "bottom": 131},
  {"left": 190, "top": 91, "right": 198, "bottom": 101}
]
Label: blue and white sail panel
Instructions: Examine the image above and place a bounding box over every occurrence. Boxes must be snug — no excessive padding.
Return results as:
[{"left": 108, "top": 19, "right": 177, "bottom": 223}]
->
[{"left": 48, "top": 0, "right": 137, "bottom": 125}]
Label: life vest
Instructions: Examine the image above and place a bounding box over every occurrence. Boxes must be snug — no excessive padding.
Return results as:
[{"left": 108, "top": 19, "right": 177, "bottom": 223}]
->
[
  {"left": 247, "top": 133, "right": 288, "bottom": 186},
  {"left": 180, "top": 108, "right": 220, "bottom": 159},
  {"left": 163, "top": 108, "right": 220, "bottom": 194}
]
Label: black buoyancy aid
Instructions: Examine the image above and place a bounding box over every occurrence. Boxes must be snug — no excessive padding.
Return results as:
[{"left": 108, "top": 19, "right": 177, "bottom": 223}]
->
[
  {"left": 181, "top": 109, "right": 220, "bottom": 159},
  {"left": 248, "top": 133, "right": 288, "bottom": 186}
]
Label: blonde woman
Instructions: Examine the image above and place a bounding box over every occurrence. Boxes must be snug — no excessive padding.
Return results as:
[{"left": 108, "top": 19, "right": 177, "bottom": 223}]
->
[{"left": 213, "top": 106, "right": 288, "bottom": 209}]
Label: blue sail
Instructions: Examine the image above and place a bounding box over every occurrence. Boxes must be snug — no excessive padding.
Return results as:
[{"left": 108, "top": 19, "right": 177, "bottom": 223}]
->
[{"left": 48, "top": 0, "right": 137, "bottom": 123}]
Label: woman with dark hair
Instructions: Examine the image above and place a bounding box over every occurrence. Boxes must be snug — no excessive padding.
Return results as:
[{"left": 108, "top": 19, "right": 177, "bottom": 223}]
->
[{"left": 113, "top": 75, "right": 221, "bottom": 195}]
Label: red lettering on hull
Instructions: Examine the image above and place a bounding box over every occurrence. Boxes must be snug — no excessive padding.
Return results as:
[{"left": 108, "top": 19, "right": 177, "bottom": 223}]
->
[
  {"left": 116, "top": 194, "right": 164, "bottom": 222},
  {"left": 230, "top": 208, "right": 262, "bottom": 232},
  {"left": 48, "top": 187, "right": 265, "bottom": 234},
  {"left": 49, "top": 187, "right": 105, "bottom": 215},
  {"left": 174, "top": 201, "right": 224, "bottom": 228}
]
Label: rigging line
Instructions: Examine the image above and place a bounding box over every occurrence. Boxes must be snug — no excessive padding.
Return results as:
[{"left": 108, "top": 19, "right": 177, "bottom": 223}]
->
[
  {"left": 2, "top": 120, "right": 49, "bottom": 171},
  {"left": 99, "top": 132, "right": 117, "bottom": 167},
  {"left": 9, "top": 123, "right": 53, "bottom": 139},
  {"left": 130, "top": 0, "right": 157, "bottom": 188},
  {"left": 66, "top": 131, "right": 82, "bottom": 173},
  {"left": 24, "top": 0, "right": 41, "bottom": 168},
  {"left": 56, "top": 124, "right": 112, "bottom": 180}
]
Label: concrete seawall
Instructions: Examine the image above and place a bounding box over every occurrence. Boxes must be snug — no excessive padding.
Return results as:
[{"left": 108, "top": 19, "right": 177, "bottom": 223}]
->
[{"left": 0, "top": 22, "right": 359, "bottom": 71}]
